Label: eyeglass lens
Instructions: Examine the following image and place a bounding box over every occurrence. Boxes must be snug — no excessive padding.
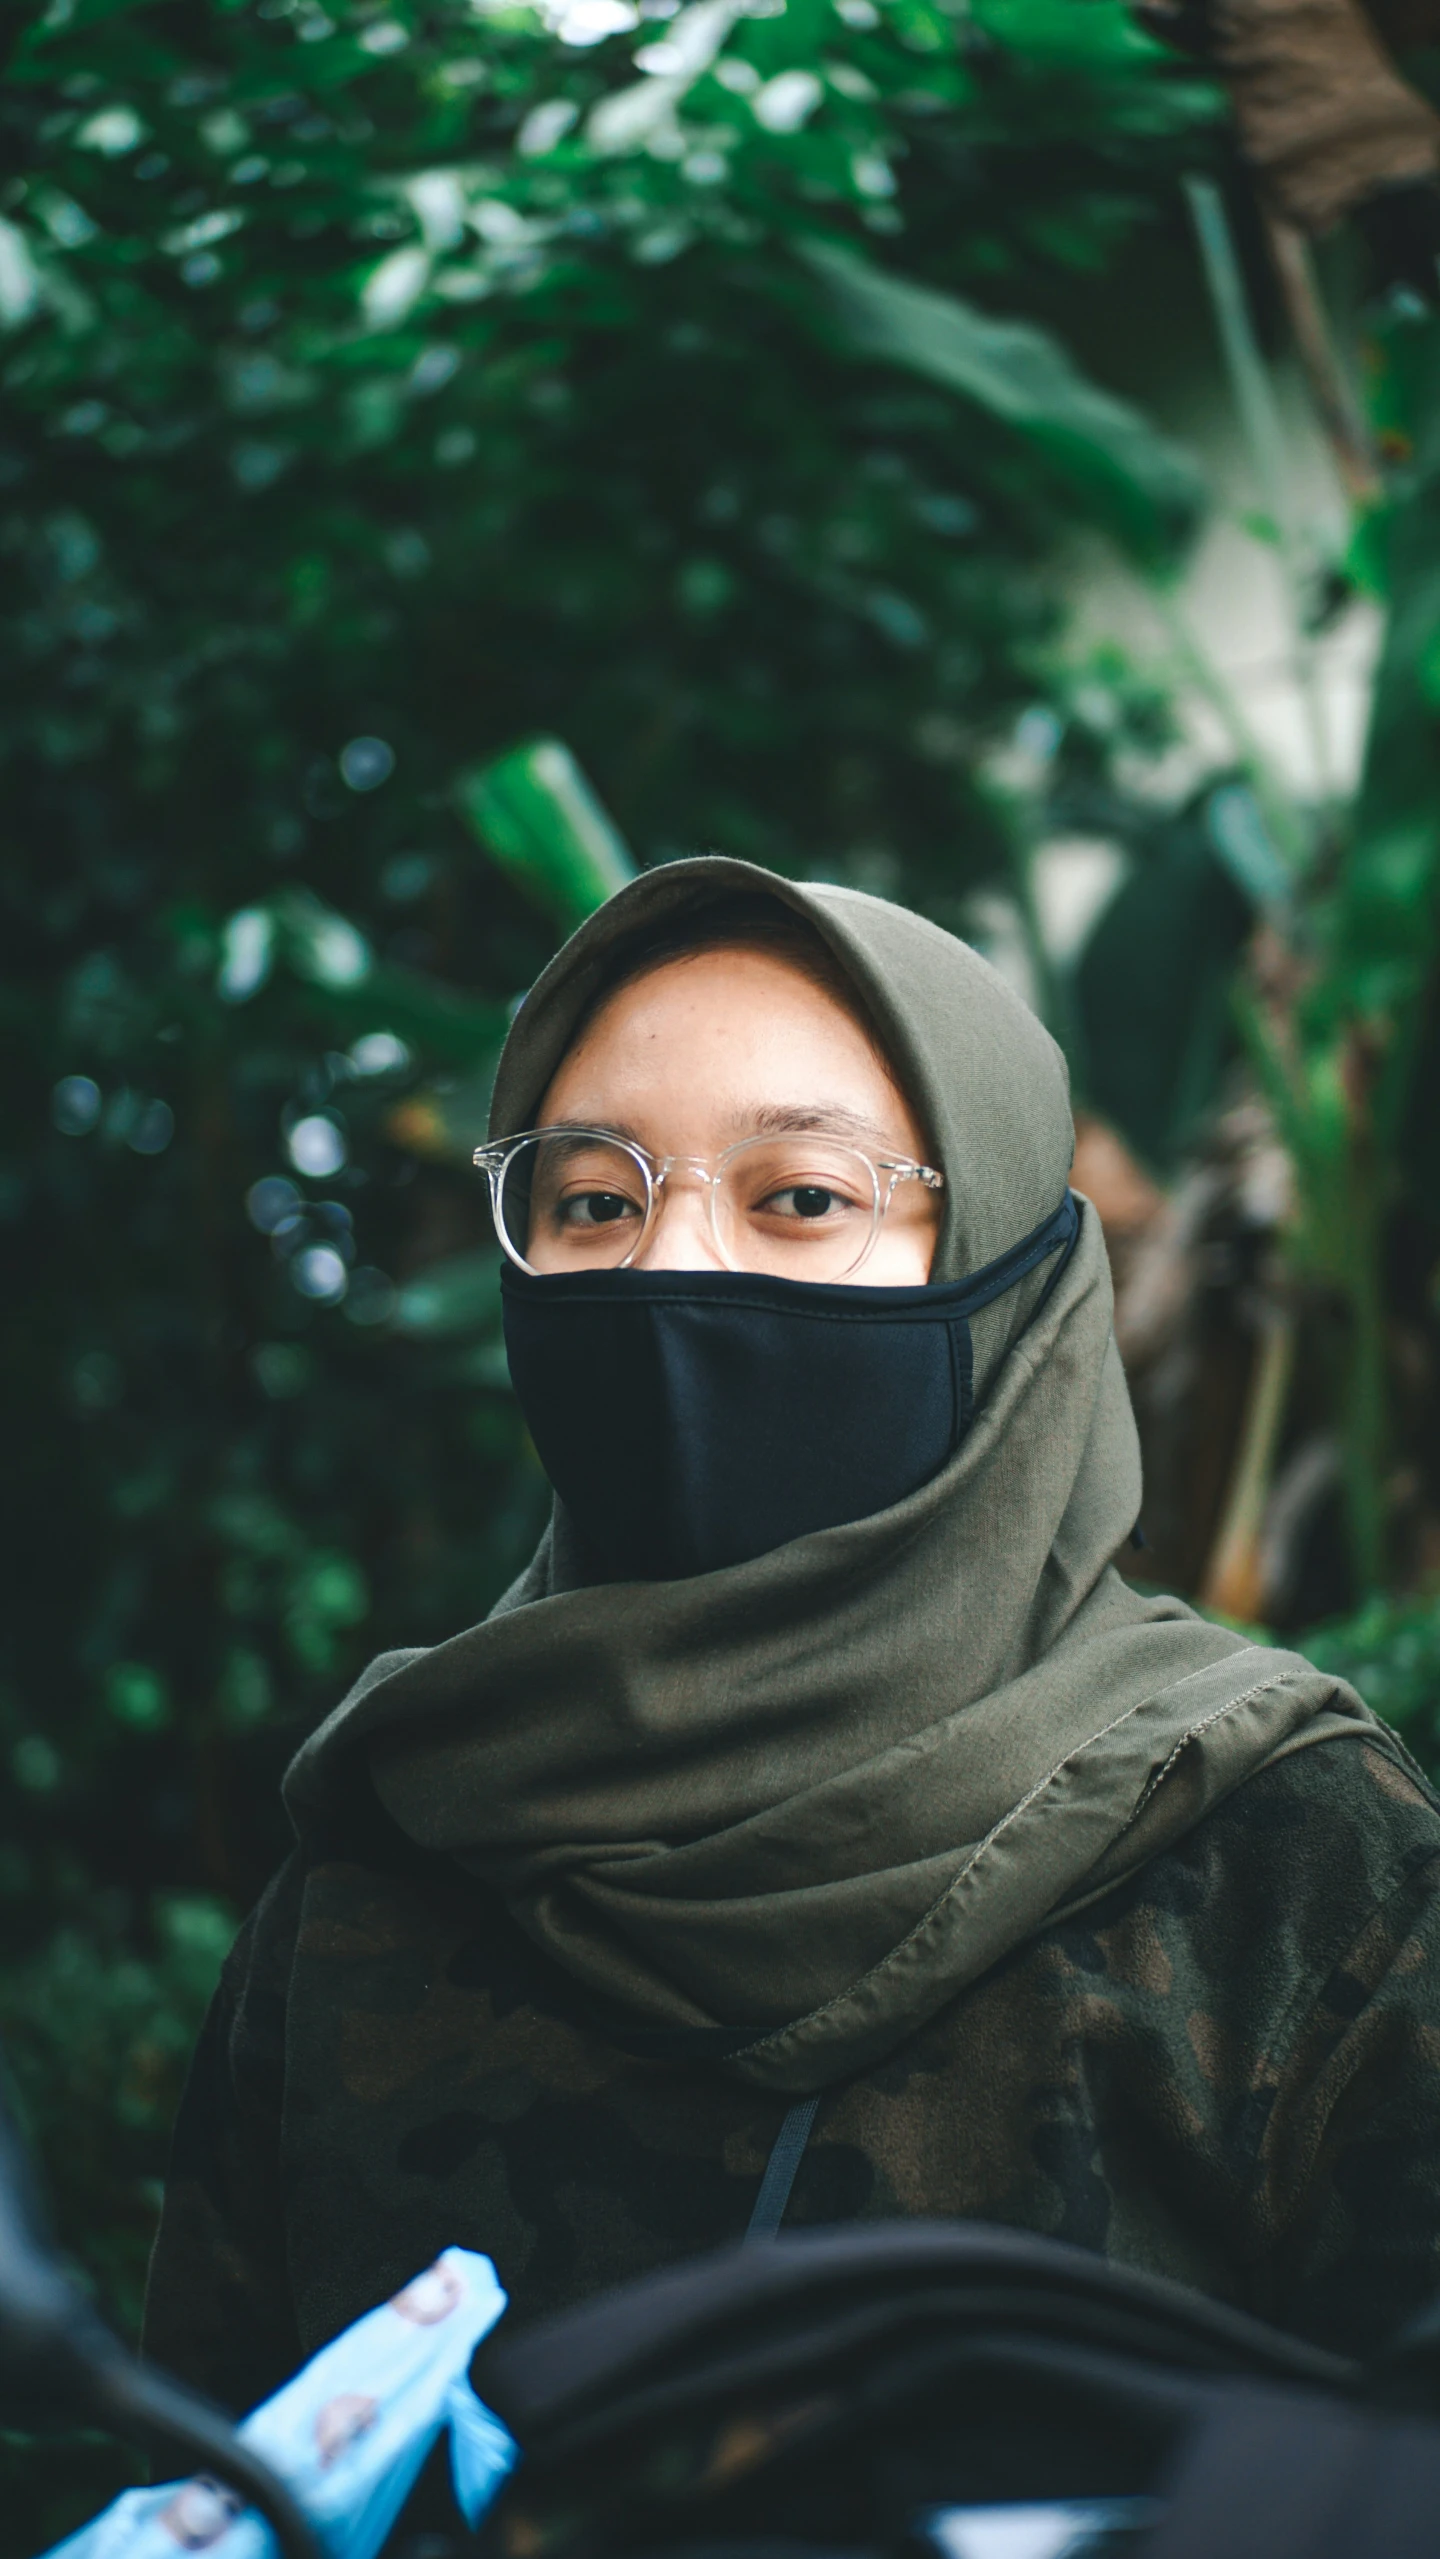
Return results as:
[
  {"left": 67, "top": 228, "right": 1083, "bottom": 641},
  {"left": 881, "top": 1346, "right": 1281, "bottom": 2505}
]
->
[{"left": 498, "top": 1132, "right": 888, "bottom": 1280}]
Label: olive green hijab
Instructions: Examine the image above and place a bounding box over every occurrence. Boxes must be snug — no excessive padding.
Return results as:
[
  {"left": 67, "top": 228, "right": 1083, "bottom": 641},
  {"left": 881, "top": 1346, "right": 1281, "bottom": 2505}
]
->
[{"left": 288, "top": 857, "right": 1390, "bottom": 2095}]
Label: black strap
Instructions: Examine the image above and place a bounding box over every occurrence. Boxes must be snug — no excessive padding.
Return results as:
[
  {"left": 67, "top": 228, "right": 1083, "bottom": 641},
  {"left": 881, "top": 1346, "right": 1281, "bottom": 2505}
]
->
[
  {"left": 944, "top": 1188, "right": 1079, "bottom": 1323},
  {"left": 745, "top": 2096, "right": 819, "bottom": 2241}
]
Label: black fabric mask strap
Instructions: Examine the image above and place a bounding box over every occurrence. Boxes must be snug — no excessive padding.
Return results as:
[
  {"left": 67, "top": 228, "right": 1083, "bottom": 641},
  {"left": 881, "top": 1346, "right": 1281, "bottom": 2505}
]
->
[{"left": 942, "top": 1188, "right": 1079, "bottom": 1322}]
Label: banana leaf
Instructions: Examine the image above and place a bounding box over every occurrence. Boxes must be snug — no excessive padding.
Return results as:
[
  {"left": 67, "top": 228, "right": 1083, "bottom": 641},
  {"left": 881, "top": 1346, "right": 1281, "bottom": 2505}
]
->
[
  {"left": 798, "top": 239, "right": 1206, "bottom": 570},
  {"left": 457, "top": 737, "right": 637, "bottom": 933}
]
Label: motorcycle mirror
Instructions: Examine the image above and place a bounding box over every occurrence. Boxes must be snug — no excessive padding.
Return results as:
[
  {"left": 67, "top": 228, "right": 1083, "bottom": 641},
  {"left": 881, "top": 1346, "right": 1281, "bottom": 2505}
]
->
[{"left": 0, "top": 2060, "right": 321, "bottom": 2559}]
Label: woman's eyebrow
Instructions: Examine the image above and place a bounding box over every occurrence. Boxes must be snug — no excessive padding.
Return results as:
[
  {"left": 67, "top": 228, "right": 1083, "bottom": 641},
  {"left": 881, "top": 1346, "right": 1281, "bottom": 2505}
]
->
[
  {"left": 744, "top": 1103, "right": 899, "bottom": 1147},
  {"left": 539, "top": 1117, "right": 641, "bottom": 1144},
  {"left": 537, "top": 1107, "right": 907, "bottom": 1149}
]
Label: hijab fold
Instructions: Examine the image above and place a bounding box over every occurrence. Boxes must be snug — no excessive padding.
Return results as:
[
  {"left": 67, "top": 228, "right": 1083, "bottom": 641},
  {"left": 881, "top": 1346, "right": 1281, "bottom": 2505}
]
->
[{"left": 286, "top": 858, "right": 1392, "bottom": 2095}]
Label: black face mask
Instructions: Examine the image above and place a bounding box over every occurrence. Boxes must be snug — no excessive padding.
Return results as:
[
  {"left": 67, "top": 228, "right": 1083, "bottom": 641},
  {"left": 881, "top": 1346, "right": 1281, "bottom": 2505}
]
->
[{"left": 500, "top": 1192, "right": 1078, "bottom": 1584}]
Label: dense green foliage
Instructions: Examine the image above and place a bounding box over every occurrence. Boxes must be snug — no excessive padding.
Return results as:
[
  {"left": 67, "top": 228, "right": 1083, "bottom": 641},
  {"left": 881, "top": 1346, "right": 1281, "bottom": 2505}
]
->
[
  {"left": 4, "top": 0, "right": 1440, "bottom": 2541},
  {"left": 0, "top": 0, "right": 1219, "bottom": 2350}
]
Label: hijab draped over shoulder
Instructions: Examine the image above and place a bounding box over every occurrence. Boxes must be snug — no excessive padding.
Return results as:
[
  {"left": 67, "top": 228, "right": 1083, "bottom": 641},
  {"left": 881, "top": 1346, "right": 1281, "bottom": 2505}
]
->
[{"left": 287, "top": 857, "right": 1392, "bottom": 2094}]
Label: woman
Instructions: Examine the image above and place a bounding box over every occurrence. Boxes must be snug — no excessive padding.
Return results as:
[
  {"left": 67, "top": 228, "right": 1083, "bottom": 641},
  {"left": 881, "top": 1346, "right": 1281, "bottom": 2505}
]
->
[{"left": 145, "top": 857, "right": 1440, "bottom": 2408}]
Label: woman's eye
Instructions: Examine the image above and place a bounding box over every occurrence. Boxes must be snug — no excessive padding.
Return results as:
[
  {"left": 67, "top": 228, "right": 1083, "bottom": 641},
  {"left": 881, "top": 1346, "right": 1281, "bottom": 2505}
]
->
[
  {"left": 762, "top": 1184, "right": 849, "bottom": 1222},
  {"left": 557, "top": 1188, "right": 642, "bottom": 1230}
]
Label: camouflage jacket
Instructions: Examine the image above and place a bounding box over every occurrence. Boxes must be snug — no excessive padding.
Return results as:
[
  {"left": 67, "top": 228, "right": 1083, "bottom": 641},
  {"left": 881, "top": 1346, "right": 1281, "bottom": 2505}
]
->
[{"left": 143, "top": 1735, "right": 1440, "bottom": 2411}]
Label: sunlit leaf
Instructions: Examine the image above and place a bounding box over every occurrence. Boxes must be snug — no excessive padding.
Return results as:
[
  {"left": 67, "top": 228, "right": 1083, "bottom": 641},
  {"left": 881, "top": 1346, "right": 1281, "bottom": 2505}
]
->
[{"left": 457, "top": 735, "right": 637, "bottom": 929}]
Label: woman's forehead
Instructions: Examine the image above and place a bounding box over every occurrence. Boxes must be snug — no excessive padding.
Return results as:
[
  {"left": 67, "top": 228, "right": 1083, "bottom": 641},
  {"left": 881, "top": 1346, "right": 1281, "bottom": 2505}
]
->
[
  {"left": 492, "top": 857, "right": 1072, "bottom": 1294},
  {"left": 539, "top": 943, "right": 923, "bottom": 1141}
]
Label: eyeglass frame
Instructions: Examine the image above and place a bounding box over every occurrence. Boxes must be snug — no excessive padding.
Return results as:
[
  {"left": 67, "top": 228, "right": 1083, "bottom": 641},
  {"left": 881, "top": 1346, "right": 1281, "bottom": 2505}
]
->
[{"left": 473, "top": 1124, "right": 946, "bottom": 1281}]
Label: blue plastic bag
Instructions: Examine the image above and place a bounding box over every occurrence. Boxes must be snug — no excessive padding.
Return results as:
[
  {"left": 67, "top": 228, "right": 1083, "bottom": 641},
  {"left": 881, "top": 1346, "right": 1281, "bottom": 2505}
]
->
[
  {"left": 917, "top": 2500, "right": 1159, "bottom": 2559},
  {"left": 42, "top": 2248, "right": 517, "bottom": 2559}
]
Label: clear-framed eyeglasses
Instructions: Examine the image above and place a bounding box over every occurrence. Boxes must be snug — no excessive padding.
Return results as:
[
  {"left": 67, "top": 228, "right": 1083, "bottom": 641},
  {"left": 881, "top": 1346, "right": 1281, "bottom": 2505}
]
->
[{"left": 473, "top": 1126, "right": 945, "bottom": 1284}]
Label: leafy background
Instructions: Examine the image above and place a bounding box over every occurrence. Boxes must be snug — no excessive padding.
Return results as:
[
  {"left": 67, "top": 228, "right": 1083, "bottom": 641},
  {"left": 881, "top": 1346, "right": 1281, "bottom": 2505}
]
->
[{"left": 4, "top": 0, "right": 1440, "bottom": 2543}]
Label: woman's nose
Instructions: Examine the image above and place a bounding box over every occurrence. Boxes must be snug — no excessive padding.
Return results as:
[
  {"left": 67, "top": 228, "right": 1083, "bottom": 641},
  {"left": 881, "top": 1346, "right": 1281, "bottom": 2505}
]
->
[{"left": 632, "top": 1166, "right": 728, "bottom": 1271}]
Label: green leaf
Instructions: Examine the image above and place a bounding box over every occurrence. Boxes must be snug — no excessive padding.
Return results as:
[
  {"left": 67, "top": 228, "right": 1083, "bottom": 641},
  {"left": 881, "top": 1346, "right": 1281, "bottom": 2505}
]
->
[
  {"left": 230, "top": 890, "right": 508, "bottom": 1067},
  {"left": 798, "top": 239, "right": 1206, "bottom": 567},
  {"left": 275, "top": 889, "right": 373, "bottom": 990},
  {"left": 1205, "top": 782, "right": 1292, "bottom": 911},
  {"left": 971, "top": 0, "right": 1167, "bottom": 72},
  {"left": 289, "top": 961, "right": 509, "bottom": 1072},
  {"left": 457, "top": 736, "right": 637, "bottom": 931},
  {"left": 1304, "top": 1589, "right": 1440, "bottom": 1747}
]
